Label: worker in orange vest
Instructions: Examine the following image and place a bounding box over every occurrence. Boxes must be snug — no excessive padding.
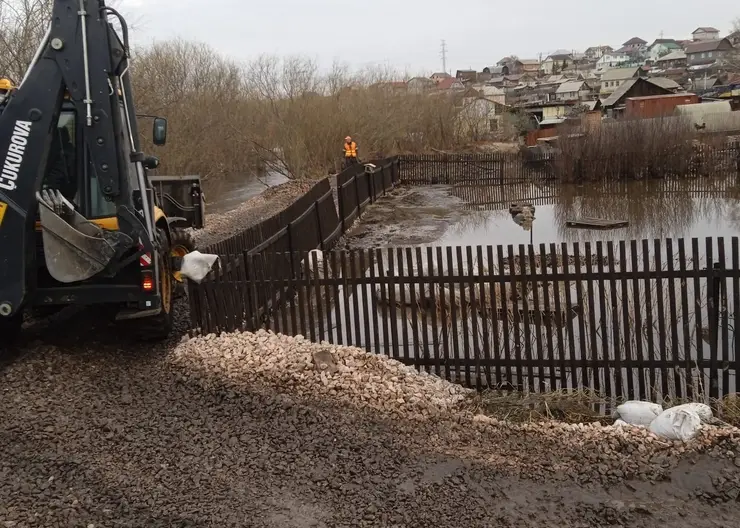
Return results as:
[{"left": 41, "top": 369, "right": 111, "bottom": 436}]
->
[{"left": 343, "top": 135, "right": 358, "bottom": 168}]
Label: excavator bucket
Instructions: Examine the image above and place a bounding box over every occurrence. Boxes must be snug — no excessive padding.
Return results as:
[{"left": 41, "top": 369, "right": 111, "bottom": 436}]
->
[{"left": 36, "top": 189, "right": 131, "bottom": 283}]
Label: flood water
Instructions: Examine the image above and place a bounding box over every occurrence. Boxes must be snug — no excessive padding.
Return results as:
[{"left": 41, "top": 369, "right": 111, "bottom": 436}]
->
[
  {"left": 438, "top": 177, "right": 740, "bottom": 247},
  {"left": 265, "top": 175, "right": 740, "bottom": 398},
  {"left": 205, "top": 171, "right": 288, "bottom": 215}
]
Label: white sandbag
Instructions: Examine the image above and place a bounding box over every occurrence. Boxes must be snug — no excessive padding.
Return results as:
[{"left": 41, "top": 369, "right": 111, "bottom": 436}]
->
[
  {"left": 612, "top": 400, "right": 663, "bottom": 426},
  {"left": 180, "top": 251, "right": 219, "bottom": 283},
  {"left": 667, "top": 403, "right": 713, "bottom": 423},
  {"left": 648, "top": 407, "right": 702, "bottom": 442}
]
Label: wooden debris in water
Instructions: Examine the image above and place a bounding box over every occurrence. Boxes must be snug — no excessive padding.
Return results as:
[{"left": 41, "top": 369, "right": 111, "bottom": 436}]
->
[{"left": 565, "top": 217, "right": 629, "bottom": 229}]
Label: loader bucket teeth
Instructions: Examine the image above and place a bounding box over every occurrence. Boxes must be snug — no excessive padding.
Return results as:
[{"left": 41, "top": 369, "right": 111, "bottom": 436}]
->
[{"left": 36, "top": 190, "right": 131, "bottom": 283}]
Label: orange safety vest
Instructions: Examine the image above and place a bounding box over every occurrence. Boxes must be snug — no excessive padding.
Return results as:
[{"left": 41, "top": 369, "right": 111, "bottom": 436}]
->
[{"left": 344, "top": 141, "right": 357, "bottom": 157}]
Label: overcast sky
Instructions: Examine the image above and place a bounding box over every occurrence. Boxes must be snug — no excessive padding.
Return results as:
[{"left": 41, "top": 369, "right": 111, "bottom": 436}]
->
[{"left": 120, "top": 0, "right": 739, "bottom": 74}]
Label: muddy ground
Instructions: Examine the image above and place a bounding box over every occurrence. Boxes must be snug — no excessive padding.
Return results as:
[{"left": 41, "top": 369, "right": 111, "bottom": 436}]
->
[
  {"left": 337, "top": 186, "right": 476, "bottom": 249},
  {"left": 2, "top": 185, "right": 740, "bottom": 528}
]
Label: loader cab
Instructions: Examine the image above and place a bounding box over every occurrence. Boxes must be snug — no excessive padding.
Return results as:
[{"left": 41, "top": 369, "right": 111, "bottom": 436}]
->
[
  {"left": 42, "top": 98, "right": 168, "bottom": 224},
  {"left": 41, "top": 100, "right": 118, "bottom": 222}
]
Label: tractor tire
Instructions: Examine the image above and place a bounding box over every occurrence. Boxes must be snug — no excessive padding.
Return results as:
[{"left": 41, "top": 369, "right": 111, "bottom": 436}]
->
[
  {"left": 170, "top": 228, "right": 196, "bottom": 298},
  {"left": 134, "top": 228, "right": 174, "bottom": 342}
]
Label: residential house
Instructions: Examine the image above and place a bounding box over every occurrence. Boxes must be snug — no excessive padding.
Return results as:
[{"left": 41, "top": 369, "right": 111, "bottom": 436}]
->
[
  {"left": 430, "top": 72, "right": 451, "bottom": 84},
  {"left": 480, "top": 84, "right": 507, "bottom": 105},
  {"left": 654, "top": 49, "right": 687, "bottom": 69},
  {"left": 685, "top": 38, "right": 734, "bottom": 68},
  {"left": 407, "top": 77, "right": 436, "bottom": 94},
  {"left": 507, "top": 73, "right": 537, "bottom": 85},
  {"left": 436, "top": 77, "right": 465, "bottom": 91},
  {"left": 646, "top": 76, "right": 682, "bottom": 91},
  {"left": 660, "top": 67, "right": 691, "bottom": 86},
  {"left": 584, "top": 45, "right": 614, "bottom": 60},
  {"left": 546, "top": 74, "right": 569, "bottom": 84},
  {"left": 692, "top": 27, "right": 720, "bottom": 41},
  {"left": 541, "top": 103, "right": 573, "bottom": 121},
  {"left": 520, "top": 59, "right": 541, "bottom": 74},
  {"left": 727, "top": 31, "right": 740, "bottom": 47},
  {"left": 456, "top": 69, "right": 478, "bottom": 83},
  {"left": 600, "top": 66, "right": 645, "bottom": 96},
  {"left": 478, "top": 71, "right": 493, "bottom": 83},
  {"left": 600, "top": 77, "right": 676, "bottom": 116},
  {"left": 541, "top": 50, "right": 573, "bottom": 75},
  {"left": 685, "top": 76, "right": 721, "bottom": 92},
  {"left": 648, "top": 39, "right": 682, "bottom": 61},
  {"left": 618, "top": 37, "right": 648, "bottom": 56},
  {"left": 496, "top": 57, "right": 525, "bottom": 74},
  {"left": 596, "top": 53, "right": 630, "bottom": 71},
  {"left": 482, "top": 65, "right": 509, "bottom": 75},
  {"left": 457, "top": 95, "right": 507, "bottom": 138},
  {"left": 555, "top": 80, "right": 594, "bottom": 102}
]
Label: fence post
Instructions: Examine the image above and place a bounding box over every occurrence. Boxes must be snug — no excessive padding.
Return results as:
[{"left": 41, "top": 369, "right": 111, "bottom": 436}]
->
[
  {"left": 710, "top": 261, "right": 721, "bottom": 381},
  {"left": 338, "top": 179, "right": 345, "bottom": 234},
  {"left": 354, "top": 169, "right": 361, "bottom": 215},
  {"left": 287, "top": 220, "right": 295, "bottom": 277},
  {"left": 315, "top": 200, "right": 324, "bottom": 250}
]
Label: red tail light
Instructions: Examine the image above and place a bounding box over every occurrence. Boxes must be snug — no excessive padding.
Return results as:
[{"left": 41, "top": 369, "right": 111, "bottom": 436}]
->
[{"left": 141, "top": 271, "right": 154, "bottom": 291}]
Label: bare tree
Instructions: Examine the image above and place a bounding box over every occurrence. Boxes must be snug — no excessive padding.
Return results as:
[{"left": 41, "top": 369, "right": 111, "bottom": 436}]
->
[
  {"left": 0, "top": 0, "right": 53, "bottom": 80},
  {"left": 0, "top": 0, "right": 133, "bottom": 81}
]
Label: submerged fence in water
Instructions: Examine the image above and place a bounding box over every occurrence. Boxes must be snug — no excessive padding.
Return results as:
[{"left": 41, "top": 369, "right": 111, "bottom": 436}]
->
[
  {"left": 190, "top": 236, "right": 739, "bottom": 401},
  {"left": 398, "top": 147, "right": 740, "bottom": 185}
]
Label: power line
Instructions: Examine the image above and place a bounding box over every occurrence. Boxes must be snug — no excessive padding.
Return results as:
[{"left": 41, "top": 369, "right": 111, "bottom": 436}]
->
[{"left": 440, "top": 39, "right": 448, "bottom": 73}]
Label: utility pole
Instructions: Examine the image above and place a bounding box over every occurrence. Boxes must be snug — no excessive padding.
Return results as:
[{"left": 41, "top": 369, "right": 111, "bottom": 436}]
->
[{"left": 440, "top": 39, "right": 448, "bottom": 73}]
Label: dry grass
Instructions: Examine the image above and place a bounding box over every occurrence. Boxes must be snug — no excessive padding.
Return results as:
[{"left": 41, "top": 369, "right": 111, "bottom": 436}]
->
[
  {"left": 716, "top": 393, "right": 740, "bottom": 427},
  {"left": 469, "top": 388, "right": 608, "bottom": 424},
  {"left": 469, "top": 389, "right": 740, "bottom": 427},
  {"left": 554, "top": 118, "right": 730, "bottom": 183}
]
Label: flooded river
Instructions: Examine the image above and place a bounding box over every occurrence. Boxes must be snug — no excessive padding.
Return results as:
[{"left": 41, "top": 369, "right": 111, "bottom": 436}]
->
[
  {"left": 205, "top": 172, "right": 289, "bottom": 214},
  {"left": 342, "top": 176, "right": 740, "bottom": 249},
  {"left": 294, "top": 176, "right": 740, "bottom": 396}
]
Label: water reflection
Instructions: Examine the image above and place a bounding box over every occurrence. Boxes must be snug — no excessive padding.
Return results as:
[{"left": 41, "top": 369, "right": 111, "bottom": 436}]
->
[
  {"left": 205, "top": 171, "right": 288, "bottom": 215},
  {"left": 445, "top": 177, "right": 740, "bottom": 247}
]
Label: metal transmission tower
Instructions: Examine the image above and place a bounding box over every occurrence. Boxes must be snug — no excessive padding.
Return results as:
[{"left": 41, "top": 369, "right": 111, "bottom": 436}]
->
[{"left": 440, "top": 40, "right": 448, "bottom": 73}]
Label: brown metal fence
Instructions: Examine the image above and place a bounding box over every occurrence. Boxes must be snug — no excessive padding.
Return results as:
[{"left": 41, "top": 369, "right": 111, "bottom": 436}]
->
[
  {"left": 187, "top": 151, "right": 740, "bottom": 400},
  {"left": 190, "top": 237, "right": 739, "bottom": 401},
  {"left": 189, "top": 156, "right": 401, "bottom": 332},
  {"left": 399, "top": 147, "right": 740, "bottom": 185},
  {"left": 399, "top": 152, "right": 556, "bottom": 185}
]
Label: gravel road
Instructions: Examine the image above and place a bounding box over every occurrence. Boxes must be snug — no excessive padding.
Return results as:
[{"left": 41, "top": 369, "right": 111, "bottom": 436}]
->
[{"left": 2, "top": 186, "right": 740, "bottom": 527}]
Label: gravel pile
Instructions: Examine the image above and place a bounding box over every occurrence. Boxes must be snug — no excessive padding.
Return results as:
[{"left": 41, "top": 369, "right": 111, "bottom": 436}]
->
[
  {"left": 173, "top": 330, "right": 472, "bottom": 417},
  {"left": 194, "top": 179, "right": 318, "bottom": 249},
  {"left": 3, "top": 307, "right": 740, "bottom": 527},
  {"left": 4, "top": 179, "right": 740, "bottom": 526}
]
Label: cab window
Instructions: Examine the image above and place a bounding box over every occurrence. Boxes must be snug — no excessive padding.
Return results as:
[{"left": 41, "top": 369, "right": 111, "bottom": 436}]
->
[{"left": 42, "top": 111, "right": 78, "bottom": 207}]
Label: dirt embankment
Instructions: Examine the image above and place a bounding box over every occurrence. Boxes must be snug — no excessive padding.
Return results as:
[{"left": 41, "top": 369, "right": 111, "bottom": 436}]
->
[
  {"left": 2, "top": 185, "right": 740, "bottom": 528},
  {"left": 194, "top": 179, "right": 319, "bottom": 249}
]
